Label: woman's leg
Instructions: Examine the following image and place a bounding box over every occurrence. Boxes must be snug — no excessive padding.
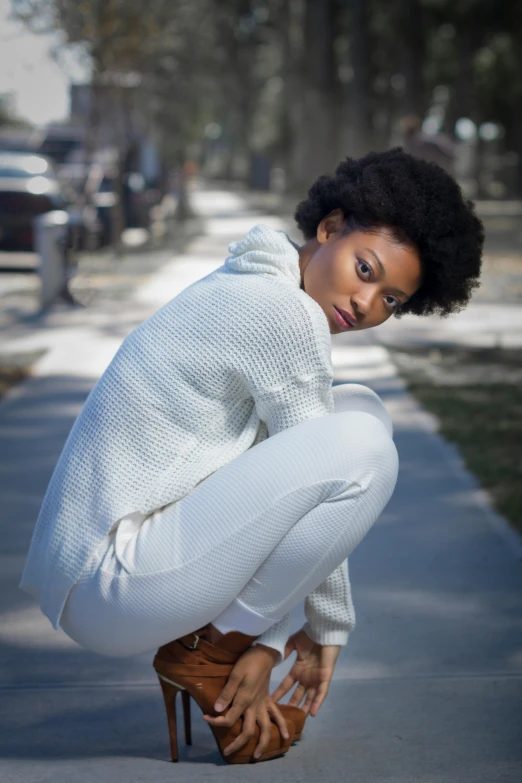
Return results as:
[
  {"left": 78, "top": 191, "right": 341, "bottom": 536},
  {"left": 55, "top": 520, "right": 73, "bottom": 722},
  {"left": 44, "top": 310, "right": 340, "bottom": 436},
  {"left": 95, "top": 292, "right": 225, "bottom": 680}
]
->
[
  {"left": 61, "top": 384, "right": 398, "bottom": 657},
  {"left": 212, "top": 383, "right": 394, "bottom": 634}
]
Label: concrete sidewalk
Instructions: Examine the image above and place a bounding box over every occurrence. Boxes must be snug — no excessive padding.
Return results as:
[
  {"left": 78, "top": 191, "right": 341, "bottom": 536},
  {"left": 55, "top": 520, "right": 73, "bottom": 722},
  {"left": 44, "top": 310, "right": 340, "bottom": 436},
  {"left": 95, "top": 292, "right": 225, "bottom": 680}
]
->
[{"left": 1, "top": 187, "right": 521, "bottom": 782}]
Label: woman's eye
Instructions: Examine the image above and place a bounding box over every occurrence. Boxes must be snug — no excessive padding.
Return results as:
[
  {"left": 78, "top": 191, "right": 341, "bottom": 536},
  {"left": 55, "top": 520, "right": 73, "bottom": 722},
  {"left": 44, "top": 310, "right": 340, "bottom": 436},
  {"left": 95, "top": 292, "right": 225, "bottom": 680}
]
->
[
  {"left": 356, "top": 258, "right": 400, "bottom": 310},
  {"left": 357, "top": 259, "right": 371, "bottom": 278}
]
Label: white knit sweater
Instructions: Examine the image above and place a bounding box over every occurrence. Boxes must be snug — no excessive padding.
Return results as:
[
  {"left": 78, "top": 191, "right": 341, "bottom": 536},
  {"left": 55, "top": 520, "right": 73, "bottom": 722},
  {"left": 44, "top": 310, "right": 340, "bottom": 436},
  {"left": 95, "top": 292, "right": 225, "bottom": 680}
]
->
[{"left": 20, "top": 223, "right": 356, "bottom": 660}]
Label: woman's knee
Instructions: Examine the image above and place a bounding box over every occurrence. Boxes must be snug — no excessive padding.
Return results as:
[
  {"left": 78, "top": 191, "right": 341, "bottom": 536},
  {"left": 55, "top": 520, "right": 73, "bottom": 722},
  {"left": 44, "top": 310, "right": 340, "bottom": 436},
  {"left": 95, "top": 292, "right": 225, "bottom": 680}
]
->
[
  {"left": 329, "top": 409, "right": 399, "bottom": 503},
  {"left": 332, "top": 383, "right": 393, "bottom": 438}
]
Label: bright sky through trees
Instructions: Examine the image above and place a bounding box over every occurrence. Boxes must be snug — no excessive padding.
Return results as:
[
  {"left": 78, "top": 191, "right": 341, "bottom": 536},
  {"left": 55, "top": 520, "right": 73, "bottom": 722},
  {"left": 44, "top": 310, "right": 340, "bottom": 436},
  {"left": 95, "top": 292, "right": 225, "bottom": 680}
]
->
[{"left": 0, "top": 0, "right": 70, "bottom": 125}]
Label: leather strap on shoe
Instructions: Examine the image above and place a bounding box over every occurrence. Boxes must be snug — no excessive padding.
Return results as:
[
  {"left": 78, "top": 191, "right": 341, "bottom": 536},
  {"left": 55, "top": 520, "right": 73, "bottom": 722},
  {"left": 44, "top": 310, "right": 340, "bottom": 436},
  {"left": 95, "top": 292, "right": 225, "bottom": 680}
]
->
[
  {"left": 178, "top": 633, "right": 202, "bottom": 651},
  {"left": 154, "top": 660, "right": 233, "bottom": 679},
  {"left": 176, "top": 633, "right": 254, "bottom": 664}
]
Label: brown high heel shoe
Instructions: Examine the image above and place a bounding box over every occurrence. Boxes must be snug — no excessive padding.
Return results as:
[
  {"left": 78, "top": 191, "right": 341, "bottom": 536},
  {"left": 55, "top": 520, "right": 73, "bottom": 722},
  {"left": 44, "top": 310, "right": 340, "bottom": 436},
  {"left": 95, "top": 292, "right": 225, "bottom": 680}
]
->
[{"left": 153, "top": 626, "right": 304, "bottom": 763}]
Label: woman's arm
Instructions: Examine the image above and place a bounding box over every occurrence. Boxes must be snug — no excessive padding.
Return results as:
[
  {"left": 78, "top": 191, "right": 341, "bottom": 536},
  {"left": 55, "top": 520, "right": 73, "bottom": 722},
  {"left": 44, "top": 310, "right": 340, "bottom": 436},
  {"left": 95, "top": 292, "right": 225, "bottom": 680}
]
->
[
  {"left": 237, "top": 290, "right": 341, "bottom": 661},
  {"left": 224, "top": 287, "right": 348, "bottom": 720},
  {"left": 250, "top": 561, "right": 356, "bottom": 664},
  {"left": 251, "top": 613, "right": 290, "bottom": 664},
  {"left": 303, "top": 559, "right": 356, "bottom": 646},
  {"left": 236, "top": 283, "right": 335, "bottom": 439}
]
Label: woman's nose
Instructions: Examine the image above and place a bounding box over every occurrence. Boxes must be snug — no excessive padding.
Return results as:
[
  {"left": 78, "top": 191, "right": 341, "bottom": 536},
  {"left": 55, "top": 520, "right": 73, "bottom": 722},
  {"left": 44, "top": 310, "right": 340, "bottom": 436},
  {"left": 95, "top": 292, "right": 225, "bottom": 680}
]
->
[{"left": 352, "top": 289, "right": 374, "bottom": 316}]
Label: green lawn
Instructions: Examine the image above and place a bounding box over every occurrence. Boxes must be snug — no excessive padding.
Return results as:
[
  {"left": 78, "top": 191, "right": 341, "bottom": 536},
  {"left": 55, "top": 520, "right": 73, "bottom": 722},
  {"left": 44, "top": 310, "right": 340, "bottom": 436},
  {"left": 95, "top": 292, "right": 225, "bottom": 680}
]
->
[
  {"left": 0, "top": 364, "right": 30, "bottom": 399},
  {"left": 385, "top": 344, "right": 522, "bottom": 533}
]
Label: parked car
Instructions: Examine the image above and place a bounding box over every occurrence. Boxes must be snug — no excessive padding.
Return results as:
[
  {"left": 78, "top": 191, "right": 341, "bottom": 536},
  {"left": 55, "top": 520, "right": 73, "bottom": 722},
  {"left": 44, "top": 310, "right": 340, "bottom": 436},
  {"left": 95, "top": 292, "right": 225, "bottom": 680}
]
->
[{"left": 0, "top": 152, "right": 68, "bottom": 251}]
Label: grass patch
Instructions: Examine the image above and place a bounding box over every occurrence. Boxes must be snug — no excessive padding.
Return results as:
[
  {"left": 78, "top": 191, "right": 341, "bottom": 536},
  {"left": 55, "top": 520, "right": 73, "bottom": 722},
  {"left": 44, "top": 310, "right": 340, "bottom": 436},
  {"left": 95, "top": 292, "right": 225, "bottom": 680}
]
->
[
  {"left": 385, "top": 344, "right": 522, "bottom": 533},
  {"left": 0, "top": 350, "right": 45, "bottom": 399},
  {"left": 0, "top": 365, "right": 31, "bottom": 398}
]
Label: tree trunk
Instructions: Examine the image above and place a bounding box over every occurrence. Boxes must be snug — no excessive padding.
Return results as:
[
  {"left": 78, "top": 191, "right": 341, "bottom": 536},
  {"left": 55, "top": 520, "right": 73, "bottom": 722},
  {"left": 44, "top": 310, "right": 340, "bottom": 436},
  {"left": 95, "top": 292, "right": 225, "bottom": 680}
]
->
[
  {"left": 278, "top": 0, "right": 299, "bottom": 186},
  {"left": 292, "top": 0, "right": 339, "bottom": 190},
  {"left": 348, "top": 0, "right": 373, "bottom": 157},
  {"left": 445, "top": 17, "right": 481, "bottom": 134},
  {"left": 400, "top": 0, "right": 425, "bottom": 117}
]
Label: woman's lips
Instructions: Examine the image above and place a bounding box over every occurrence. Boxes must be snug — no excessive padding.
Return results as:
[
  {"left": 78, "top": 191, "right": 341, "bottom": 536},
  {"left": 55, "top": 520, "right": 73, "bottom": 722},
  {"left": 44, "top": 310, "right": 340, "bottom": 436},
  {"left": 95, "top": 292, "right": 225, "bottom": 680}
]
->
[{"left": 333, "top": 306, "right": 356, "bottom": 330}]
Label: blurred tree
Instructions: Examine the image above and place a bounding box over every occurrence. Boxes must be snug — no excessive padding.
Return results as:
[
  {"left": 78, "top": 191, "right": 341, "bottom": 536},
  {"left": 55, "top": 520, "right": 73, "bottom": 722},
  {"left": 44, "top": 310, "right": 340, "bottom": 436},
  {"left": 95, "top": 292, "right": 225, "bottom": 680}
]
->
[
  {"left": 12, "top": 0, "right": 522, "bottom": 197},
  {"left": 293, "top": 0, "right": 340, "bottom": 185},
  {"left": 400, "top": 0, "right": 425, "bottom": 116},
  {"left": 348, "top": 0, "right": 373, "bottom": 157},
  {"left": 0, "top": 103, "right": 32, "bottom": 129},
  {"left": 14, "top": 0, "right": 221, "bottom": 225},
  {"left": 422, "top": 0, "right": 522, "bottom": 193},
  {"left": 211, "top": 1, "right": 273, "bottom": 178}
]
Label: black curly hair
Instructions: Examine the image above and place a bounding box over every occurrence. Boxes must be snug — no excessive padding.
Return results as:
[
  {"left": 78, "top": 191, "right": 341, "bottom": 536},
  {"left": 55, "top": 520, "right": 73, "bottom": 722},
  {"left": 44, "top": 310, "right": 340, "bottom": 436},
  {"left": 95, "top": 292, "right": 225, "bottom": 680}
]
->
[{"left": 294, "top": 147, "right": 484, "bottom": 317}]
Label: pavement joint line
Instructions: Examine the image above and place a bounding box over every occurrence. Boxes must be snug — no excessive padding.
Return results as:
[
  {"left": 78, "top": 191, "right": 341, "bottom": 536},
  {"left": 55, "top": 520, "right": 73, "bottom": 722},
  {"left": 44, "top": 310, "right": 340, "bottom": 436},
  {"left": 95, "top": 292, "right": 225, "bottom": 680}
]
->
[{"left": 3, "top": 672, "right": 522, "bottom": 691}]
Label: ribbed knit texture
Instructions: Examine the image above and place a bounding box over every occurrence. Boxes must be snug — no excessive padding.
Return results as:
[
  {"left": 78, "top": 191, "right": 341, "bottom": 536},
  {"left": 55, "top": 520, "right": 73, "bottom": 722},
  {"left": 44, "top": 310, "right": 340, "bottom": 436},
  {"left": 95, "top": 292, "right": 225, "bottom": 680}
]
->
[
  {"left": 60, "top": 403, "right": 398, "bottom": 662},
  {"left": 20, "top": 223, "right": 357, "bottom": 656}
]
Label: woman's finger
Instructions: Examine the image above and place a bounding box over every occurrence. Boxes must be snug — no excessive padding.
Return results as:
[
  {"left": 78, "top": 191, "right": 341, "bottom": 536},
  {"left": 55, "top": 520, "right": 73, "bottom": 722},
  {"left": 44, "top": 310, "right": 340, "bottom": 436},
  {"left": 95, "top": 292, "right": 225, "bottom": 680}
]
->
[
  {"left": 267, "top": 701, "right": 289, "bottom": 740},
  {"left": 288, "top": 683, "right": 306, "bottom": 708},
  {"left": 203, "top": 702, "right": 245, "bottom": 728},
  {"left": 204, "top": 687, "right": 254, "bottom": 727},
  {"left": 213, "top": 672, "right": 243, "bottom": 712},
  {"left": 222, "top": 708, "right": 257, "bottom": 757},
  {"left": 310, "top": 680, "right": 330, "bottom": 717},
  {"left": 270, "top": 672, "right": 296, "bottom": 703},
  {"left": 301, "top": 686, "right": 316, "bottom": 716},
  {"left": 253, "top": 714, "right": 272, "bottom": 759}
]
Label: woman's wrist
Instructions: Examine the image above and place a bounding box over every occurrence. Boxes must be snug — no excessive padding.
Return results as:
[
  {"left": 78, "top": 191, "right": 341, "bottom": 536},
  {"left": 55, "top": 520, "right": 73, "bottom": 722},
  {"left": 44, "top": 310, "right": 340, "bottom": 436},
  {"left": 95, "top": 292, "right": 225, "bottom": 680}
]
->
[{"left": 246, "top": 642, "right": 280, "bottom": 667}]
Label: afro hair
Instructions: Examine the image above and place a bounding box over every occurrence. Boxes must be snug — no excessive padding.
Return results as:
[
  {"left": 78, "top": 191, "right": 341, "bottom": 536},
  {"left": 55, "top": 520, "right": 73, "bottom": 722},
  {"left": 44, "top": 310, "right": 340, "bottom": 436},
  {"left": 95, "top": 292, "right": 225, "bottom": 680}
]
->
[{"left": 294, "top": 147, "right": 484, "bottom": 317}]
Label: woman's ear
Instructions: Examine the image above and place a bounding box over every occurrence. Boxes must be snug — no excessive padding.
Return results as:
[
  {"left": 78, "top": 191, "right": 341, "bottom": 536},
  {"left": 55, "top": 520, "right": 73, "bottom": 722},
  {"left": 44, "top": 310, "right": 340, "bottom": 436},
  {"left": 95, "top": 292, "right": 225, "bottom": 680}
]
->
[{"left": 316, "top": 209, "right": 345, "bottom": 244}]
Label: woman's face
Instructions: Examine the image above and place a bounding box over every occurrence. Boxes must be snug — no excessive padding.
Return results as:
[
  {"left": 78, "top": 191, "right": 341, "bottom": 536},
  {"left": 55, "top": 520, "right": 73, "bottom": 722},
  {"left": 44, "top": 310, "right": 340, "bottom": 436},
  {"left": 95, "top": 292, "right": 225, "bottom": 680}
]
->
[{"left": 299, "top": 210, "right": 423, "bottom": 333}]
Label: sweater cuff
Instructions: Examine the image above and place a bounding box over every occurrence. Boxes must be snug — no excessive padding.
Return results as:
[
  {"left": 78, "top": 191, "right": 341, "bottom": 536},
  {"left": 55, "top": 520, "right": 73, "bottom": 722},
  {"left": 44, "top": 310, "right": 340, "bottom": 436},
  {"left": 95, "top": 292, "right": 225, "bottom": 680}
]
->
[
  {"left": 302, "top": 620, "right": 351, "bottom": 648},
  {"left": 251, "top": 613, "right": 290, "bottom": 665}
]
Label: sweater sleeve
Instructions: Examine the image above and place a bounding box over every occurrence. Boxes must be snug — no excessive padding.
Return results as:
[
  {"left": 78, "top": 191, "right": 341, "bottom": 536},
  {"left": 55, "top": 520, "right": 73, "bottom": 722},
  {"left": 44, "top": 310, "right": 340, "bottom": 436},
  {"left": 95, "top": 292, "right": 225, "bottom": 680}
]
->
[
  {"left": 237, "top": 287, "right": 355, "bottom": 660},
  {"left": 237, "top": 284, "right": 335, "bottom": 438},
  {"left": 252, "top": 560, "right": 356, "bottom": 661},
  {"left": 246, "top": 346, "right": 332, "bottom": 665},
  {"left": 251, "top": 613, "right": 291, "bottom": 663},
  {"left": 302, "top": 559, "right": 356, "bottom": 646}
]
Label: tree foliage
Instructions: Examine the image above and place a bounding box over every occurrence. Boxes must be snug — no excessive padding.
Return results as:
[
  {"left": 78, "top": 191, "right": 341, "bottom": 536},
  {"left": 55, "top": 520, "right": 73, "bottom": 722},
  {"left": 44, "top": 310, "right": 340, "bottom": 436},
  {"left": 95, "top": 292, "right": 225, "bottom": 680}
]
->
[{"left": 12, "top": 0, "right": 522, "bottom": 191}]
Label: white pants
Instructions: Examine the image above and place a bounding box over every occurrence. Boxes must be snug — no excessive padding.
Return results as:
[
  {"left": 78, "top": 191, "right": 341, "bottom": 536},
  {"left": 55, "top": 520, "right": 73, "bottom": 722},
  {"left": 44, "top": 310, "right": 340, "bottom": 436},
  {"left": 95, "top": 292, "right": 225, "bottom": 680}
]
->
[{"left": 61, "top": 383, "right": 398, "bottom": 657}]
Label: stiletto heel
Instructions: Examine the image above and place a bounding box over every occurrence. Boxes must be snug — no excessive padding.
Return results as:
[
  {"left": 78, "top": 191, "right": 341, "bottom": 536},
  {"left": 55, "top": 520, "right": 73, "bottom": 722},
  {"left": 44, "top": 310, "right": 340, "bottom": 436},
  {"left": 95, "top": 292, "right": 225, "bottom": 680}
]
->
[
  {"left": 157, "top": 674, "right": 183, "bottom": 762},
  {"left": 154, "top": 626, "right": 303, "bottom": 764},
  {"left": 182, "top": 690, "right": 192, "bottom": 745}
]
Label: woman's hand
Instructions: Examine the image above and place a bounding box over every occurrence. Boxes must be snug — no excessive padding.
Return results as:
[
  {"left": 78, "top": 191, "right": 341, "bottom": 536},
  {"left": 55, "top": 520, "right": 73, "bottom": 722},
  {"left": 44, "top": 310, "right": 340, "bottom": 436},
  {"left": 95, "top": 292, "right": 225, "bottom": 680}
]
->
[
  {"left": 271, "top": 628, "right": 341, "bottom": 717},
  {"left": 203, "top": 644, "right": 290, "bottom": 759}
]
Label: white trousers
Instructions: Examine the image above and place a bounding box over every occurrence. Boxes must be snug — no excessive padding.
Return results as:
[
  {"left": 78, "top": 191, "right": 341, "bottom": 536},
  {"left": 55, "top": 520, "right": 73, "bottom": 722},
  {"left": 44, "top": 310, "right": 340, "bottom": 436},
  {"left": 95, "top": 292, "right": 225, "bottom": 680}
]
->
[{"left": 60, "top": 383, "right": 398, "bottom": 657}]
